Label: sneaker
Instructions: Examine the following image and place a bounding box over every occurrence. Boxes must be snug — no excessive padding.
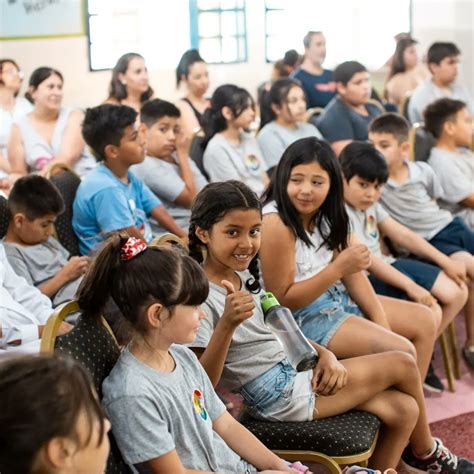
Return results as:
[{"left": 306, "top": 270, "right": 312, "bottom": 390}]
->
[
  {"left": 401, "top": 438, "right": 474, "bottom": 473},
  {"left": 462, "top": 346, "right": 474, "bottom": 370},
  {"left": 423, "top": 363, "right": 445, "bottom": 393}
]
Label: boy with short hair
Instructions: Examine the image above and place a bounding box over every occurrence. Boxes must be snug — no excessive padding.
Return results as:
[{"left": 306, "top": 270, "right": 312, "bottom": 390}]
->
[
  {"left": 369, "top": 113, "right": 474, "bottom": 368},
  {"left": 408, "top": 42, "right": 473, "bottom": 124},
  {"left": 131, "top": 99, "right": 207, "bottom": 234},
  {"left": 2, "top": 175, "right": 89, "bottom": 306},
  {"left": 73, "top": 104, "right": 187, "bottom": 255},
  {"left": 424, "top": 97, "right": 473, "bottom": 229},
  {"left": 340, "top": 141, "right": 468, "bottom": 389},
  {"left": 317, "top": 61, "right": 383, "bottom": 156}
]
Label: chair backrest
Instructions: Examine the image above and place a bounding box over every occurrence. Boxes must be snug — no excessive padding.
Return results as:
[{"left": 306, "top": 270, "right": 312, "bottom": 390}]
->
[
  {"left": 41, "top": 301, "right": 131, "bottom": 474},
  {"left": 409, "top": 122, "right": 434, "bottom": 162},
  {"left": 400, "top": 93, "right": 411, "bottom": 120},
  {"left": 150, "top": 233, "right": 188, "bottom": 252},
  {"left": 0, "top": 195, "right": 9, "bottom": 239},
  {"left": 49, "top": 168, "right": 81, "bottom": 256},
  {"left": 189, "top": 133, "right": 209, "bottom": 180}
]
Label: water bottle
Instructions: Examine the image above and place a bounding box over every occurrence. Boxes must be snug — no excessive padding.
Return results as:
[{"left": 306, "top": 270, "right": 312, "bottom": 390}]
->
[{"left": 260, "top": 292, "right": 319, "bottom": 372}]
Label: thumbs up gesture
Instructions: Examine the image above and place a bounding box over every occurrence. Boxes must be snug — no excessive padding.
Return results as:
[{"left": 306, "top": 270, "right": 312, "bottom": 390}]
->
[{"left": 220, "top": 279, "right": 255, "bottom": 329}]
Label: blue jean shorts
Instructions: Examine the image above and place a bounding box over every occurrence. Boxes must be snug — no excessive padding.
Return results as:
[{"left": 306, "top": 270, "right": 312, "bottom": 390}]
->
[
  {"left": 240, "top": 360, "right": 316, "bottom": 422},
  {"left": 293, "top": 285, "right": 363, "bottom": 347}
]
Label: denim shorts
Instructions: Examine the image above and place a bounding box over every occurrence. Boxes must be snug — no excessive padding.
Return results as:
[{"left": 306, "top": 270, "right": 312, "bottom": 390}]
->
[
  {"left": 240, "top": 360, "right": 316, "bottom": 422},
  {"left": 293, "top": 285, "right": 363, "bottom": 347}
]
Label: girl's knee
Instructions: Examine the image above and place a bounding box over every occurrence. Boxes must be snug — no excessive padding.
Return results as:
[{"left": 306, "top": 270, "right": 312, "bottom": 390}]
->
[
  {"left": 390, "top": 350, "right": 419, "bottom": 380},
  {"left": 399, "top": 338, "right": 417, "bottom": 360},
  {"left": 382, "top": 392, "right": 419, "bottom": 429}
]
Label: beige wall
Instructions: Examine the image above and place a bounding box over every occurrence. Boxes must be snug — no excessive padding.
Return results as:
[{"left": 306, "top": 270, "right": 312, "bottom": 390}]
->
[{"left": 1, "top": 0, "right": 472, "bottom": 108}]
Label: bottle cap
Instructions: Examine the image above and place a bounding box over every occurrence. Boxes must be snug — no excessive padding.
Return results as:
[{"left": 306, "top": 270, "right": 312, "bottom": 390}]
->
[{"left": 260, "top": 292, "right": 280, "bottom": 314}]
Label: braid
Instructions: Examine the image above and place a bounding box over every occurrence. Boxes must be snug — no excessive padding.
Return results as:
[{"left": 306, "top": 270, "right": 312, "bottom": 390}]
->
[
  {"left": 245, "top": 254, "right": 261, "bottom": 293},
  {"left": 188, "top": 222, "right": 204, "bottom": 264}
]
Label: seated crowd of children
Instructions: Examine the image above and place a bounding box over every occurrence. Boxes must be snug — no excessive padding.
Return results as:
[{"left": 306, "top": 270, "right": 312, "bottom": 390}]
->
[{"left": 0, "top": 30, "right": 473, "bottom": 473}]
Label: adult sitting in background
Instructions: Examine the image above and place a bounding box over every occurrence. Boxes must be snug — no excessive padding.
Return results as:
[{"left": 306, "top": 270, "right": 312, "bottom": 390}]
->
[
  {"left": 291, "top": 31, "right": 336, "bottom": 109},
  {"left": 7, "top": 67, "right": 96, "bottom": 178},
  {"left": 408, "top": 42, "right": 473, "bottom": 124},
  {"left": 106, "top": 52, "right": 153, "bottom": 113},
  {"left": 317, "top": 61, "right": 383, "bottom": 155},
  {"left": 0, "top": 243, "right": 70, "bottom": 353},
  {"left": 0, "top": 59, "right": 33, "bottom": 183},
  {"left": 175, "top": 49, "right": 210, "bottom": 142},
  {"left": 384, "top": 37, "right": 429, "bottom": 107}
]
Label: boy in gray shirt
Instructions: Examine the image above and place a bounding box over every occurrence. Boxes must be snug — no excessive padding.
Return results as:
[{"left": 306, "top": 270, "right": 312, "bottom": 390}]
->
[
  {"left": 131, "top": 99, "right": 207, "bottom": 235},
  {"left": 2, "top": 176, "right": 89, "bottom": 306},
  {"left": 424, "top": 98, "right": 474, "bottom": 230},
  {"left": 369, "top": 113, "right": 474, "bottom": 369}
]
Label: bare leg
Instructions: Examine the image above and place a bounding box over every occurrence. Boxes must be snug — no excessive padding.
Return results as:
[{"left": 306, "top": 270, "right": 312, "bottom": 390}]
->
[
  {"left": 431, "top": 271, "right": 469, "bottom": 336},
  {"left": 314, "top": 352, "right": 432, "bottom": 469},
  {"left": 378, "top": 295, "right": 437, "bottom": 380}
]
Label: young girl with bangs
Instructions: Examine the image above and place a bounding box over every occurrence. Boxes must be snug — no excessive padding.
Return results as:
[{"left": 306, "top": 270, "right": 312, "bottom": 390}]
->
[
  {"left": 76, "top": 232, "right": 305, "bottom": 473},
  {"left": 260, "top": 137, "right": 438, "bottom": 381},
  {"left": 187, "top": 180, "right": 470, "bottom": 471},
  {"left": 258, "top": 78, "right": 323, "bottom": 173},
  {"left": 0, "top": 354, "right": 110, "bottom": 474},
  {"left": 202, "top": 84, "right": 269, "bottom": 195}
]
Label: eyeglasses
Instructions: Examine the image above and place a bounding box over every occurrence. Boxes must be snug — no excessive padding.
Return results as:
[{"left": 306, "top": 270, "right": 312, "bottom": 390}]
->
[{"left": 1, "top": 68, "right": 24, "bottom": 80}]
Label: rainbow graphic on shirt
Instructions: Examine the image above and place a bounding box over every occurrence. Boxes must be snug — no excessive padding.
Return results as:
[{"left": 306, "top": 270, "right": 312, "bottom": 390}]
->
[
  {"left": 193, "top": 389, "right": 208, "bottom": 421},
  {"left": 366, "top": 214, "right": 378, "bottom": 239}
]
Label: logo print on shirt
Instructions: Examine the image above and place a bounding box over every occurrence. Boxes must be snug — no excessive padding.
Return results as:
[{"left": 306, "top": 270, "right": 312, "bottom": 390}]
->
[
  {"left": 244, "top": 154, "right": 261, "bottom": 173},
  {"left": 193, "top": 389, "right": 208, "bottom": 420},
  {"left": 366, "top": 215, "right": 378, "bottom": 239}
]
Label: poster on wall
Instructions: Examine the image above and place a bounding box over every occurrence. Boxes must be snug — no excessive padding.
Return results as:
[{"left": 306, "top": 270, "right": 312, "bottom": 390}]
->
[{"left": 0, "top": 0, "right": 84, "bottom": 40}]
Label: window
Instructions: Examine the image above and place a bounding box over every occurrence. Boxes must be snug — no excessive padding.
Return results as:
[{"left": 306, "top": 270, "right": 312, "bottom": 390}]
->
[
  {"left": 264, "top": 0, "right": 412, "bottom": 70},
  {"left": 87, "top": 0, "right": 190, "bottom": 71},
  {"left": 189, "top": 0, "right": 247, "bottom": 64}
]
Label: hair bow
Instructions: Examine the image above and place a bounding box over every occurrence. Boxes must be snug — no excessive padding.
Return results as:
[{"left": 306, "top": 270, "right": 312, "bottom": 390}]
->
[{"left": 120, "top": 237, "right": 147, "bottom": 261}]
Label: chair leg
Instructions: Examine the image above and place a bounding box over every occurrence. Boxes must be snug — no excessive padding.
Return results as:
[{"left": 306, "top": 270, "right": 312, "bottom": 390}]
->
[
  {"left": 447, "top": 322, "right": 461, "bottom": 380},
  {"left": 439, "top": 332, "right": 456, "bottom": 392},
  {"left": 358, "top": 460, "right": 368, "bottom": 467}
]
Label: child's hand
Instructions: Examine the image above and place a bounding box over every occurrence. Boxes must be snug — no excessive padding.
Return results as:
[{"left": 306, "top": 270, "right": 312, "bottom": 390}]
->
[
  {"left": 334, "top": 244, "right": 371, "bottom": 277},
  {"left": 176, "top": 127, "right": 191, "bottom": 158},
  {"left": 57, "top": 322, "right": 73, "bottom": 336},
  {"left": 311, "top": 348, "right": 347, "bottom": 396},
  {"left": 442, "top": 259, "right": 467, "bottom": 287},
  {"left": 61, "top": 256, "right": 91, "bottom": 281},
  {"left": 220, "top": 280, "right": 255, "bottom": 329},
  {"left": 406, "top": 283, "right": 437, "bottom": 307}
]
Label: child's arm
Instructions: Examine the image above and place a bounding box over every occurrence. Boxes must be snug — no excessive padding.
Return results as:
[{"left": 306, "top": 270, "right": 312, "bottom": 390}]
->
[
  {"left": 173, "top": 134, "right": 198, "bottom": 208},
  {"left": 460, "top": 193, "right": 474, "bottom": 208},
  {"left": 150, "top": 205, "right": 188, "bottom": 240},
  {"left": 368, "top": 254, "right": 436, "bottom": 307},
  {"left": 38, "top": 256, "right": 90, "bottom": 298},
  {"left": 213, "top": 411, "right": 296, "bottom": 472},
  {"left": 260, "top": 213, "right": 371, "bottom": 310},
  {"left": 195, "top": 281, "right": 255, "bottom": 386},
  {"left": 379, "top": 216, "right": 467, "bottom": 285},
  {"left": 7, "top": 124, "right": 28, "bottom": 178}
]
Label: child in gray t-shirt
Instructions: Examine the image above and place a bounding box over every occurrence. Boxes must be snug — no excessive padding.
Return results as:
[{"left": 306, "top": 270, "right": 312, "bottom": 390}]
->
[
  {"left": 424, "top": 98, "right": 474, "bottom": 230},
  {"left": 2, "top": 176, "right": 90, "bottom": 307},
  {"left": 131, "top": 99, "right": 208, "bottom": 235}
]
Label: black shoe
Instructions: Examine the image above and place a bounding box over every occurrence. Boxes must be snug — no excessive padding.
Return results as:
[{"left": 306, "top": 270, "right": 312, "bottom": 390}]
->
[
  {"left": 462, "top": 346, "right": 474, "bottom": 370},
  {"left": 424, "top": 363, "right": 444, "bottom": 393}
]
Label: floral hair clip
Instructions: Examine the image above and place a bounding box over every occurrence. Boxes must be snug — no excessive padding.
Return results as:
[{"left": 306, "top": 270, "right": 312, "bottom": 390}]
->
[{"left": 120, "top": 237, "right": 147, "bottom": 261}]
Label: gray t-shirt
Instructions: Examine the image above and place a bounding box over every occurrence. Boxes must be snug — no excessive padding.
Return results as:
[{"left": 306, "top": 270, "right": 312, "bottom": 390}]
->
[
  {"left": 408, "top": 79, "right": 474, "bottom": 124},
  {"left": 1, "top": 236, "right": 82, "bottom": 306},
  {"left": 192, "top": 271, "right": 286, "bottom": 392},
  {"left": 345, "top": 202, "right": 395, "bottom": 264},
  {"left": 131, "top": 154, "right": 207, "bottom": 234},
  {"left": 102, "top": 345, "right": 252, "bottom": 473},
  {"left": 203, "top": 133, "right": 268, "bottom": 196},
  {"left": 257, "top": 121, "right": 323, "bottom": 168},
  {"left": 380, "top": 161, "right": 453, "bottom": 239},
  {"left": 428, "top": 147, "right": 474, "bottom": 229},
  {"left": 316, "top": 96, "right": 382, "bottom": 143}
]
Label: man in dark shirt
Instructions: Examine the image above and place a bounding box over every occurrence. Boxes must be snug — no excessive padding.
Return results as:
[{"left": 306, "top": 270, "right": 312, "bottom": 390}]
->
[{"left": 291, "top": 31, "right": 336, "bottom": 109}]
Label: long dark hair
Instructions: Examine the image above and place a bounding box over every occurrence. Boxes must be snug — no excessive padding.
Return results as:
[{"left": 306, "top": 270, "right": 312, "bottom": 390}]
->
[
  {"left": 108, "top": 53, "right": 153, "bottom": 104},
  {"left": 201, "top": 84, "right": 255, "bottom": 149},
  {"left": 262, "top": 137, "right": 349, "bottom": 250},
  {"left": 259, "top": 77, "right": 304, "bottom": 130},
  {"left": 25, "top": 66, "right": 63, "bottom": 104},
  {"left": 77, "top": 232, "right": 209, "bottom": 333},
  {"left": 388, "top": 37, "right": 418, "bottom": 80},
  {"left": 189, "top": 181, "right": 262, "bottom": 293},
  {"left": 0, "top": 354, "right": 106, "bottom": 474}
]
